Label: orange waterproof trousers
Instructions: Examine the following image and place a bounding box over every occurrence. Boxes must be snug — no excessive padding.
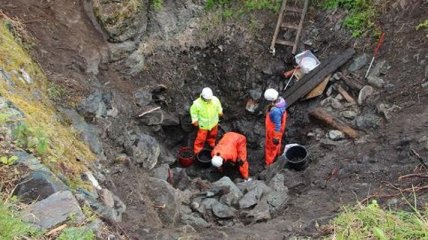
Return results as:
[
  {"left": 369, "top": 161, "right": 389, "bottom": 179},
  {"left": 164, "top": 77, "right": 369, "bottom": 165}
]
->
[
  {"left": 265, "top": 111, "right": 287, "bottom": 165},
  {"left": 194, "top": 125, "right": 218, "bottom": 154}
]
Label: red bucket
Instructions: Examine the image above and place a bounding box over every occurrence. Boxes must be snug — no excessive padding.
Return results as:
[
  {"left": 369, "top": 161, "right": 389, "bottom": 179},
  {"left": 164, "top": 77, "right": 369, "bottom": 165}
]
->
[{"left": 178, "top": 147, "right": 194, "bottom": 168}]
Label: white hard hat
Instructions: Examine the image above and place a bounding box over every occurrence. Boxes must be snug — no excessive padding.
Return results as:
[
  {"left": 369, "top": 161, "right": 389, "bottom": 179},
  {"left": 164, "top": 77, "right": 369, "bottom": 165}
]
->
[
  {"left": 201, "top": 87, "right": 213, "bottom": 100},
  {"left": 211, "top": 155, "right": 223, "bottom": 167},
  {"left": 264, "top": 88, "right": 279, "bottom": 101}
]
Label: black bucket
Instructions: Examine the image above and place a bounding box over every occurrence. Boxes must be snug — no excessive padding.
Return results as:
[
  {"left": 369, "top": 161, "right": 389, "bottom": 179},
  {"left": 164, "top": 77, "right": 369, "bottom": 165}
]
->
[
  {"left": 196, "top": 149, "right": 212, "bottom": 168},
  {"left": 284, "top": 145, "right": 308, "bottom": 171}
]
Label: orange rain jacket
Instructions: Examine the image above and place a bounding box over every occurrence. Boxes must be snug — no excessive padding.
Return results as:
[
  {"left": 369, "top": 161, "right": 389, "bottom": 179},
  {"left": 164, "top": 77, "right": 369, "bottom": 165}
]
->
[{"left": 211, "top": 132, "right": 249, "bottom": 179}]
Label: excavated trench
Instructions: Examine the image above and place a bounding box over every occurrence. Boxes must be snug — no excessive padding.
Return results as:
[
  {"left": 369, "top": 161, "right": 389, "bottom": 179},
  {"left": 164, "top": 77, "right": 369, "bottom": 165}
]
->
[{"left": 2, "top": 0, "right": 428, "bottom": 238}]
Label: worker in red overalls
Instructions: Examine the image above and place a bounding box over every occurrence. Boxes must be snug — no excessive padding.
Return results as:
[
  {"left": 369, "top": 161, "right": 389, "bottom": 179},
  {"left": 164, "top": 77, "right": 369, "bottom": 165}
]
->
[
  {"left": 211, "top": 132, "right": 250, "bottom": 180},
  {"left": 264, "top": 88, "right": 288, "bottom": 166}
]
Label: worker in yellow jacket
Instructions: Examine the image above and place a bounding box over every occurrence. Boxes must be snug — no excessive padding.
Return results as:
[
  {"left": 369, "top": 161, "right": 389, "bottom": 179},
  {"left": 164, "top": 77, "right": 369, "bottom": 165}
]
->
[{"left": 190, "top": 87, "right": 223, "bottom": 154}]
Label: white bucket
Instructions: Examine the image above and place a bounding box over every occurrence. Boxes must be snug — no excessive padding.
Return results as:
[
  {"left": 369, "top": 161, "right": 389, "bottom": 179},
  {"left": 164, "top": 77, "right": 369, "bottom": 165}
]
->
[{"left": 295, "top": 50, "right": 320, "bottom": 74}]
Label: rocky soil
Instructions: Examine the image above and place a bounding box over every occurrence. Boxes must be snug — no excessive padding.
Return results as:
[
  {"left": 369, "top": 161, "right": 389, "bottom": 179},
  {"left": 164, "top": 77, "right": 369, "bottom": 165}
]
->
[{"left": 1, "top": 0, "right": 428, "bottom": 239}]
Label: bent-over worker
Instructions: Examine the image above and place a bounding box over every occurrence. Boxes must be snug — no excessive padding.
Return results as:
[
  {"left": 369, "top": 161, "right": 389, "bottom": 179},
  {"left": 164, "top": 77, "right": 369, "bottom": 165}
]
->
[
  {"left": 264, "top": 88, "right": 288, "bottom": 166},
  {"left": 190, "top": 87, "right": 223, "bottom": 154},
  {"left": 211, "top": 132, "right": 250, "bottom": 180}
]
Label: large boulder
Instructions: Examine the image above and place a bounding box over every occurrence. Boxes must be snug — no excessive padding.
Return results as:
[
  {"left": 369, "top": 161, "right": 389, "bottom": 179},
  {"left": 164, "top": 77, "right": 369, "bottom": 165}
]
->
[
  {"left": 77, "top": 89, "right": 107, "bottom": 120},
  {"left": 92, "top": 0, "right": 148, "bottom": 42},
  {"left": 21, "top": 191, "right": 85, "bottom": 229},
  {"left": 126, "top": 133, "right": 160, "bottom": 170},
  {"left": 146, "top": 177, "right": 180, "bottom": 226}
]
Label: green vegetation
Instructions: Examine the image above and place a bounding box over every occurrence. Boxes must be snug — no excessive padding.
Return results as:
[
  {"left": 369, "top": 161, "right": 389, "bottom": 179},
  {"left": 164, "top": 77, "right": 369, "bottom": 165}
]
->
[
  {"left": 0, "top": 15, "right": 94, "bottom": 186},
  {"left": 327, "top": 200, "right": 428, "bottom": 239},
  {"left": 416, "top": 19, "right": 428, "bottom": 37},
  {"left": 13, "top": 123, "right": 49, "bottom": 155},
  {"left": 57, "top": 227, "right": 95, "bottom": 240},
  {"left": 205, "top": 0, "right": 281, "bottom": 13},
  {"left": 0, "top": 155, "right": 18, "bottom": 165},
  {"left": 321, "top": 0, "right": 377, "bottom": 37},
  {"left": 0, "top": 200, "right": 42, "bottom": 239},
  {"left": 151, "top": 0, "right": 164, "bottom": 11}
]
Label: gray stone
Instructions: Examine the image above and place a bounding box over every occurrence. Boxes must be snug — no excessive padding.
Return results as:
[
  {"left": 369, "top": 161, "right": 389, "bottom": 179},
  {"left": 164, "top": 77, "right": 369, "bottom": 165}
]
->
[
  {"left": 77, "top": 89, "right": 107, "bottom": 119},
  {"left": 331, "top": 98, "right": 344, "bottom": 109},
  {"left": 348, "top": 54, "right": 368, "bottom": 72},
  {"left": 99, "top": 189, "right": 115, "bottom": 208},
  {"left": 238, "top": 181, "right": 271, "bottom": 209},
  {"left": 147, "top": 177, "right": 180, "bottom": 225},
  {"left": 197, "top": 198, "right": 218, "bottom": 215},
  {"left": 266, "top": 191, "right": 288, "bottom": 215},
  {"left": 328, "top": 130, "right": 345, "bottom": 141},
  {"left": 249, "top": 89, "right": 263, "bottom": 100},
  {"left": 355, "top": 114, "right": 382, "bottom": 130},
  {"left": 376, "top": 103, "right": 401, "bottom": 120},
  {"left": 367, "top": 60, "right": 386, "bottom": 78},
  {"left": 14, "top": 170, "right": 68, "bottom": 204},
  {"left": 358, "top": 85, "right": 374, "bottom": 105},
  {"left": 129, "top": 134, "right": 160, "bottom": 170},
  {"left": 212, "top": 177, "right": 243, "bottom": 198},
  {"left": 108, "top": 41, "right": 138, "bottom": 61},
  {"left": 268, "top": 173, "right": 287, "bottom": 192},
  {"left": 171, "top": 168, "right": 191, "bottom": 191},
  {"left": 242, "top": 199, "right": 271, "bottom": 222},
  {"left": 422, "top": 81, "right": 428, "bottom": 89},
  {"left": 125, "top": 48, "right": 145, "bottom": 76},
  {"left": 367, "top": 76, "right": 385, "bottom": 88},
  {"left": 14, "top": 150, "right": 50, "bottom": 172},
  {"left": 134, "top": 89, "right": 152, "bottom": 107},
  {"left": 76, "top": 188, "right": 126, "bottom": 223},
  {"left": 150, "top": 164, "right": 170, "bottom": 181},
  {"left": 21, "top": 191, "right": 84, "bottom": 229},
  {"left": 181, "top": 214, "right": 210, "bottom": 228},
  {"left": 212, "top": 202, "right": 236, "bottom": 219},
  {"left": 59, "top": 108, "right": 104, "bottom": 156},
  {"left": 139, "top": 109, "right": 180, "bottom": 126},
  {"left": 341, "top": 110, "right": 358, "bottom": 120}
]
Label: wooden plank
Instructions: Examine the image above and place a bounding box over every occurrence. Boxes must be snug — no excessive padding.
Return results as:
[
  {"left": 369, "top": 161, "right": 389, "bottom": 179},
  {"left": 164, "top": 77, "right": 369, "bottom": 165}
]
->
[
  {"left": 292, "top": 0, "right": 309, "bottom": 54},
  {"left": 337, "top": 85, "right": 356, "bottom": 104},
  {"left": 342, "top": 75, "right": 364, "bottom": 91},
  {"left": 270, "top": 0, "right": 288, "bottom": 53},
  {"left": 304, "top": 74, "right": 331, "bottom": 100},
  {"left": 286, "top": 6, "right": 303, "bottom": 13},
  {"left": 284, "top": 48, "right": 356, "bottom": 107},
  {"left": 309, "top": 107, "right": 359, "bottom": 139},
  {"left": 276, "top": 39, "right": 295, "bottom": 46},
  {"left": 281, "top": 22, "right": 299, "bottom": 29}
]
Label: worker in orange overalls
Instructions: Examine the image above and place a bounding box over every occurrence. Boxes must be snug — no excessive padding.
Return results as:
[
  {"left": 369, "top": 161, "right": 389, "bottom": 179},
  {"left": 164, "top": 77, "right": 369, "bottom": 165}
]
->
[
  {"left": 264, "top": 88, "right": 288, "bottom": 166},
  {"left": 190, "top": 87, "right": 223, "bottom": 154},
  {"left": 211, "top": 132, "right": 250, "bottom": 180}
]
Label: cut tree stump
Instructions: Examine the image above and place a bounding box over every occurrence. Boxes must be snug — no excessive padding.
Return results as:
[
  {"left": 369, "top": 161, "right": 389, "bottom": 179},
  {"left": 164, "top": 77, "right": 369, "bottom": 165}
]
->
[
  {"left": 284, "top": 48, "right": 355, "bottom": 107},
  {"left": 309, "top": 107, "right": 359, "bottom": 139}
]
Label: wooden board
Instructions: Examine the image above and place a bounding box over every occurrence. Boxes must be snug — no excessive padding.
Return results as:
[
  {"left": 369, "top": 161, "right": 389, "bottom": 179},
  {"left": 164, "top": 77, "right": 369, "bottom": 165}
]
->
[
  {"left": 309, "top": 107, "right": 359, "bottom": 139},
  {"left": 304, "top": 74, "right": 331, "bottom": 100},
  {"left": 284, "top": 48, "right": 356, "bottom": 107}
]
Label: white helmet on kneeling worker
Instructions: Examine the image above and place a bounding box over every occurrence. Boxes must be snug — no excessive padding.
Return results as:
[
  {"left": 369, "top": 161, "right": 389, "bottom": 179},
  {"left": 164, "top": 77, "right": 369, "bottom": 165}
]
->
[{"left": 211, "top": 155, "right": 223, "bottom": 167}]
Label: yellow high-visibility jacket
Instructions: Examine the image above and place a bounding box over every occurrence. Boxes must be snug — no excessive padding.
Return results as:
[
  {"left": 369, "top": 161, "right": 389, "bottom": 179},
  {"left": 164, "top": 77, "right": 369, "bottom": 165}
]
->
[{"left": 190, "top": 96, "right": 223, "bottom": 130}]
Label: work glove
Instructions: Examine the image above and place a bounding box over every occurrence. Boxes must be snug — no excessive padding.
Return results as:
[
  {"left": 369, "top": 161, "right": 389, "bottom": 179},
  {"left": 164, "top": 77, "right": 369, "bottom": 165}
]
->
[
  {"left": 192, "top": 121, "right": 198, "bottom": 127},
  {"left": 237, "top": 159, "right": 245, "bottom": 167},
  {"left": 272, "top": 138, "right": 279, "bottom": 145},
  {"left": 273, "top": 131, "right": 281, "bottom": 145}
]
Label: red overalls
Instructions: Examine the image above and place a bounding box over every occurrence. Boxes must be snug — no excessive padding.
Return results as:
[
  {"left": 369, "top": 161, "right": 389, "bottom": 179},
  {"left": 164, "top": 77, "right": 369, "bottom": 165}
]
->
[
  {"left": 194, "top": 125, "right": 218, "bottom": 154},
  {"left": 265, "top": 111, "right": 287, "bottom": 165},
  {"left": 211, "top": 132, "right": 249, "bottom": 179}
]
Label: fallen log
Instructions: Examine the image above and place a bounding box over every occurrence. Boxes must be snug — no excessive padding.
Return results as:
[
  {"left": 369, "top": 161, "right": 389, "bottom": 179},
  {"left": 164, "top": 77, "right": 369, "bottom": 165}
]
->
[
  {"left": 284, "top": 48, "right": 355, "bottom": 107},
  {"left": 342, "top": 75, "right": 364, "bottom": 91},
  {"left": 309, "top": 107, "right": 359, "bottom": 139},
  {"left": 337, "top": 85, "right": 356, "bottom": 104}
]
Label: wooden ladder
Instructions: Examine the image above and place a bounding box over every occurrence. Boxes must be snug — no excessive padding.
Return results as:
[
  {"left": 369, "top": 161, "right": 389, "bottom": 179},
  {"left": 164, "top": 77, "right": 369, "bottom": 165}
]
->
[{"left": 270, "top": 0, "right": 309, "bottom": 55}]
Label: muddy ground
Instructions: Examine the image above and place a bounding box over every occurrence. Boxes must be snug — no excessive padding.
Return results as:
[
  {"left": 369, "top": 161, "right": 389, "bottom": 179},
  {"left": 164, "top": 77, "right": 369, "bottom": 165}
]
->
[{"left": 2, "top": 0, "right": 428, "bottom": 239}]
